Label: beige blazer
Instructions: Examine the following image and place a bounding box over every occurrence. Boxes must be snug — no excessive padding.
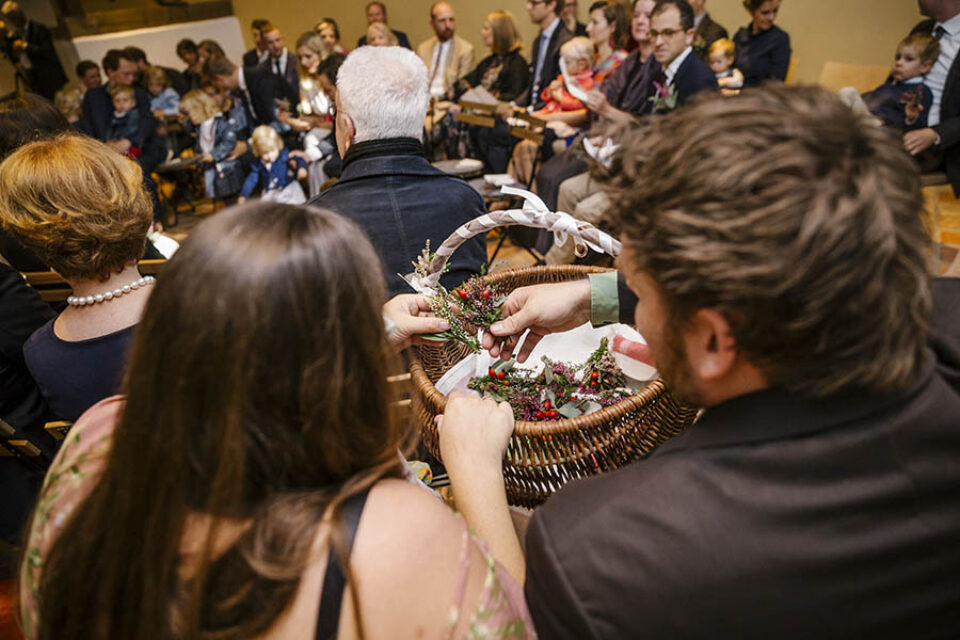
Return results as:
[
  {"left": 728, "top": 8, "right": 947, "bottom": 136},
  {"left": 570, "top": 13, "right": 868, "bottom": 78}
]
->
[{"left": 417, "top": 35, "right": 475, "bottom": 97}]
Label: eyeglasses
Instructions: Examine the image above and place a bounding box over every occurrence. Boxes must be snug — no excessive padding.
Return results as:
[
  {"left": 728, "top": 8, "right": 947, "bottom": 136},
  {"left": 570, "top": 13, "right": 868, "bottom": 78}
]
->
[
  {"left": 526, "top": 0, "right": 547, "bottom": 5},
  {"left": 648, "top": 28, "right": 684, "bottom": 40}
]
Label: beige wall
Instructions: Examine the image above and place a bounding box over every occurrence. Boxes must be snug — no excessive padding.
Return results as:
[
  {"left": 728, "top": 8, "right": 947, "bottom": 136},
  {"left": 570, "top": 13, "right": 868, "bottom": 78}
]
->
[{"left": 231, "top": 0, "right": 924, "bottom": 84}]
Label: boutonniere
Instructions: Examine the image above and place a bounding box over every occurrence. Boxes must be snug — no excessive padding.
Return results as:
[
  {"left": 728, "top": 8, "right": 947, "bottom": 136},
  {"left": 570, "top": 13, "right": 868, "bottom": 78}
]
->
[
  {"left": 899, "top": 86, "right": 924, "bottom": 108},
  {"left": 649, "top": 80, "right": 678, "bottom": 112}
]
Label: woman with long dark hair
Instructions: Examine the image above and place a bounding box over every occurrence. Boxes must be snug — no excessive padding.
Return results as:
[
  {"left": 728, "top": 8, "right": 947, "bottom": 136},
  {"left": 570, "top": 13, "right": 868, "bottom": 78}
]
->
[{"left": 20, "top": 203, "right": 532, "bottom": 639}]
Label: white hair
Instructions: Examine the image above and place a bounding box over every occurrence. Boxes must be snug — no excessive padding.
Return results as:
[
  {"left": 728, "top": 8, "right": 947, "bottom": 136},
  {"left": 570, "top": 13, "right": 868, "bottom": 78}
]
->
[{"left": 337, "top": 46, "right": 429, "bottom": 142}]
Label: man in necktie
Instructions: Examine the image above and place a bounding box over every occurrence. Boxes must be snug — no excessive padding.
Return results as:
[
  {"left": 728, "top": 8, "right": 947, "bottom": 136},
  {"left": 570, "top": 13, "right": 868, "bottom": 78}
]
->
[
  {"left": 906, "top": 0, "right": 960, "bottom": 197},
  {"left": 260, "top": 23, "right": 298, "bottom": 104},
  {"left": 516, "top": 0, "right": 573, "bottom": 109},
  {"left": 417, "top": 2, "right": 474, "bottom": 102}
]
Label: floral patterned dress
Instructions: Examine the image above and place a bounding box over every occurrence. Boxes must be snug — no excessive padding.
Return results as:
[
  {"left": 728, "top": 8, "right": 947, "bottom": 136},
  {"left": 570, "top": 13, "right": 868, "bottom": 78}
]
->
[{"left": 19, "top": 397, "right": 534, "bottom": 640}]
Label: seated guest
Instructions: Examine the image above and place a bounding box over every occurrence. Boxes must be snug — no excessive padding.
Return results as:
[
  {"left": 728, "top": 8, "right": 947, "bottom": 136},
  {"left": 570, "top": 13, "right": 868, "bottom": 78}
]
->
[
  {"left": 175, "top": 38, "right": 203, "bottom": 90},
  {"left": 123, "top": 45, "right": 188, "bottom": 96},
  {"left": 417, "top": 2, "right": 475, "bottom": 103},
  {"left": 145, "top": 65, "right": 180, "bottom": 118},
  {"left": 690, "top": 0, "right": 728, "bottom": 61},
  {"left": 242, "top": 18, "right": 271, "bottom": 67},
  {"left": 200, "top": 78, "right": 249, "bottom": 138},
  {"left": 366, "top": 21, "right": 398, "bottom": 47},
  {"left": 197, "top": 39, "right": 226, "bottom": 64},
  {"left": 905, "top": 0, "right": 960, "bottom": 196},
  {"left": 0, "top": 135, "right": 155, "bottom": 422},
  {"left": 205, "top": 55, "right": 294, "bottom": 129},
  {"left": 310, "top": 46, "right": 486, "bottom": 296},
  {"left": 431, "top": 10, "right": 529, "bottom": 161},
  {"left": 708, "top": 37, "right": 745, "bottom": 92},
  {"left": 357, "top": 1, "right": 412, "bottom": 49},
  {"left": 517, "top": 0, "right": 573, "bottom": 110},
  {"left": 106, "top": 85, "right": 144, "bottom": 158},
  {"left": 443, "top": 85, "right": 960, "bottom": 638},
  {"left": 733, "top": 0, "right": 791, "bottom": 86},
  {"left": 316, "top": 17, "right": 348, "bottom": 54},
  {"left": 647, "top": 0, "right": 717, "bottom": 112},
  {"left": 19, "top": 203, "right": 532, "bottom": 639},
  {"left": 75, "top": 59, "right": 102, "bottom": 92},
  {"left": 585, "top": 0, "right": 630, "bottom": 83},
  {"left": 79, "top": 50, "right": 156, "bottom": 153},
  {"left": 863, "top": 34, "right": 938, "bottom": 131}
]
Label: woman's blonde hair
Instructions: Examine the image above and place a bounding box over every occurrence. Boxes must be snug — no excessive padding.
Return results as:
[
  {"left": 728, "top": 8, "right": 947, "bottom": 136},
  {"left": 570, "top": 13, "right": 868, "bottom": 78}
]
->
[
  {"left": 487, "top": 10, "right": 523, "bottom": 55},
  {"left": 251, "top": 124, "right": 283, "bottom": 157},
  {"left": 144, "top": 65, "right": 169, "bottom": 88},
  {"left": 366, "top": 21, "right": 398, "bottom": 46},
  {"left": 0, "top": 135, "right": 152, "bottom": 281},
  {"left": 295, "top": 30, "right": 330, "bottom": 75},
  {"left": 180, "top": 89, "right": 221, "bottom": 122}
]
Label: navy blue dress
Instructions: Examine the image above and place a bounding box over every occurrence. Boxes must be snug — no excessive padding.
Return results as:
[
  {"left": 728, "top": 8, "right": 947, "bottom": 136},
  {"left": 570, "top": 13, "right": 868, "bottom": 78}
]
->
[
  {"left": 23, "top": 320, "right": 135, "bottom": 422},
  {"left": 733, "top": 24, "right": 791, "bottom": 87}
]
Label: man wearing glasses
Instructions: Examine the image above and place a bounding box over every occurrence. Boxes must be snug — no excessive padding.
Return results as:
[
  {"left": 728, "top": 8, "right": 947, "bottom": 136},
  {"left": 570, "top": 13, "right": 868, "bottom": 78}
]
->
[{"left": 647, "top": 0, "right": 716, "bottom": 112}]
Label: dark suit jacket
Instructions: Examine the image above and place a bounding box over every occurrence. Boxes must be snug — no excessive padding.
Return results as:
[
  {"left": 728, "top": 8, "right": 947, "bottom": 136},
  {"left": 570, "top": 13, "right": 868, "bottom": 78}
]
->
[
  {"left": 357, "top": 29, "right": 412, "bottom": 49},
  {"left": 239, "top": 64, "right": 296, "bottom": 127},
  {"left": 673, "top": 49, "right": 719, "bottom": 106},
  {"left": 242, "top": 47, "right": 264, "bottom": 68},
  {"left": 517, "top": 21, "right": 573, "bottom": 109},
  {"left": 525, "top": 278, "right": 960, "bottom": 639},
  {"left": 733, "top": 24, "right": 791, "bottom": 87},
  {"left": 79, "top": 83, "right": 156, "bottom": 145},
  {"left": 0, "top": 20, "right": 66, "bottom": 100},
  {"left": 262, "top": 50, "right": 299, "bottom": 103},
  {"left": 913, "top": 19, "right": 960, "bottom": 195},
  {"left": 310, "top": 138, "right": 487, "bottom": 296},
  {"left": 693, "top": 12, "right": 729, "bottom": 62}
]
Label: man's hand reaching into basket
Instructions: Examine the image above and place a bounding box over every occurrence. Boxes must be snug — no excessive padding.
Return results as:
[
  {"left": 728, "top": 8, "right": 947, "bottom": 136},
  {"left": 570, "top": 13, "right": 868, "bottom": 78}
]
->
[{"left": 483, "top": 280, "right": 593, "bottom": 363}]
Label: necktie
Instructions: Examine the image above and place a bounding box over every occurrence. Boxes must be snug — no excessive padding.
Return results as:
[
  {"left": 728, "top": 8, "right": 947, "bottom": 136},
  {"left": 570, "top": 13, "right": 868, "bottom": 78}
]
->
[
  {"left": 273, "top": 58, "right": 281, "bottom": 75},
  {"left": 935, "top": 25, "right": 947, "bottom": 41},
  {"left": 656, "top": 70, "right": 668, "bottom": 88}
]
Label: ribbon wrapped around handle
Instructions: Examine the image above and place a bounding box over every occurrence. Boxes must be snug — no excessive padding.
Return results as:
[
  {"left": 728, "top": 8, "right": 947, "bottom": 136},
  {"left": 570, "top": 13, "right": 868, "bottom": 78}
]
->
[{"left": 402, "top": 187, "right": 621, "bottom": 294}]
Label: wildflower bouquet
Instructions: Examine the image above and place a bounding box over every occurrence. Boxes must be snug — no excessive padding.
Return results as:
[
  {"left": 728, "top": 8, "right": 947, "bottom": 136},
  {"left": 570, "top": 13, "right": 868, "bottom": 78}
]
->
[{"left": 467, "top": 338, "right": 631, "bottom": 422}]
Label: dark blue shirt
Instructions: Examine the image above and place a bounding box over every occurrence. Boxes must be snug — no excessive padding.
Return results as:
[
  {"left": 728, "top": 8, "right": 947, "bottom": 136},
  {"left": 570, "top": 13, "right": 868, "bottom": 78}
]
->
[
  {"left": 23, "top": 319, "right": 135, "bottom": 422},
  {"left": 862, "top": 80, "right": 933, "bottom": 131},
  {"left": 733, "top": 24, "right": 791, "bottom": 87}
]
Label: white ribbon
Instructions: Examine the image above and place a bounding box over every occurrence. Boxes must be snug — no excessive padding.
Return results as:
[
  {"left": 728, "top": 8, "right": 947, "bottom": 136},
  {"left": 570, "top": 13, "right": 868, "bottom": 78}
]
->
[{"left": 499, "top": 186, "right": 607, "bottom": 254}]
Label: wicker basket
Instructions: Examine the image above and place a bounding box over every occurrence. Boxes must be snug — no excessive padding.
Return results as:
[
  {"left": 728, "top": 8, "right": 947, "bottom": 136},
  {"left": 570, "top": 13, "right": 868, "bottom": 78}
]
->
[{"left": 408, "top": 198, "right": 698, "bottom": 507}]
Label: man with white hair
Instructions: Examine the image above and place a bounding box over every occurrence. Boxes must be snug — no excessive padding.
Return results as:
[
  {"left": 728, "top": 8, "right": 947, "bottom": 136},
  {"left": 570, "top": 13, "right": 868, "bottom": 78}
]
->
[{"left": 309, "top": 46, "right": 486, "bottom": 296}]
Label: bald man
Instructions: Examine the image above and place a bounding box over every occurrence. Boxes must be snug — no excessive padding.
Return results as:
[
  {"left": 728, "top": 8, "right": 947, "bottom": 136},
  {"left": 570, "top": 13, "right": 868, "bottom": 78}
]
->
[{"left": 416, "top": 1, "right": 474, "bottom": 101}]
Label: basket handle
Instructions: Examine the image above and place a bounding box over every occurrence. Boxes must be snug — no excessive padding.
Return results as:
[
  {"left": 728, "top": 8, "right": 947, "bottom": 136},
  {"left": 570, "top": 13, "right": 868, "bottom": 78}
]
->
[{"left": 404, "top": 186, "right": 622, "bottom": 292}]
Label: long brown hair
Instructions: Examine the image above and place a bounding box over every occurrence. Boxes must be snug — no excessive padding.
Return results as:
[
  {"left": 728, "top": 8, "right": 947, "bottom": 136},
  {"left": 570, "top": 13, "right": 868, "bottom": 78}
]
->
[{"left": 34, "top": 203, "right": 411, "bottom": 639}]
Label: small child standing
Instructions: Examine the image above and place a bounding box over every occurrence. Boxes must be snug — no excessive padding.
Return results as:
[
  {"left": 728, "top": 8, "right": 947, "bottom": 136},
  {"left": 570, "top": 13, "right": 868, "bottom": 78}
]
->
[
  {"left": 708, "top": 39, "right": 744, "bottom": 93},
  {"left": 863, "top": 34, "right": 939, "bottom": 131},
  {"left": 146, "top": 66, "right": 180, "bottom": 118},
  {"left": 106, "top": 85, "right": 142, "bottom": 158},
  {"left": 239, "top": 126, "right": 308, "bottom": 205},
  {"left": 179, "top": 89, "right": 245, "bottom": 201}
]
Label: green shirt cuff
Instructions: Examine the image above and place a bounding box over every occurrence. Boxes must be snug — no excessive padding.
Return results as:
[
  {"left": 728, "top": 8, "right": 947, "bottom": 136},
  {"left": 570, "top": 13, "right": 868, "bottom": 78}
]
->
[{"left": 589, "top": 271, "right": 619, "bottom": 326}]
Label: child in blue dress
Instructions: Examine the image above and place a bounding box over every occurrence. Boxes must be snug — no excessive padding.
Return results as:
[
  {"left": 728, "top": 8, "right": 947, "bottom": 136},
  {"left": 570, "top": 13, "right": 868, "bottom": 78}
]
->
[
  {"left": 862, "top": 34, "right": 939, "bottom": 131},
  {"left": 238, "top": 126, "right": 308, "bottom": 204},
  {"left": 179, "top": 89, "right": 245, "bottom": 201}
]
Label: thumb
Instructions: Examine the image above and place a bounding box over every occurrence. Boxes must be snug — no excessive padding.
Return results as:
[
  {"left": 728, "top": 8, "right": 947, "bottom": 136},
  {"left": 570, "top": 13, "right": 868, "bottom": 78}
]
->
[
  {"left": 489, "top": 306, "right": 535, "bottom": 337},
  {"left": 404, "top": 315, "right": 449, "bottom": 335}
]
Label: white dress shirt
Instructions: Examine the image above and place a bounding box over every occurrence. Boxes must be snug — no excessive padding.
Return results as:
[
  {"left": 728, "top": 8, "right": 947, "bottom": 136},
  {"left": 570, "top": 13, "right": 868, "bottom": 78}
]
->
[
  {"left": 429, "top": 39, "right": 452, "bottom": 98},
  {"left": 926, "top": 12, "right": 960, "bottom": 127},
  {"left": 665, "top": 46, "right": 694, "bottom": 84}
]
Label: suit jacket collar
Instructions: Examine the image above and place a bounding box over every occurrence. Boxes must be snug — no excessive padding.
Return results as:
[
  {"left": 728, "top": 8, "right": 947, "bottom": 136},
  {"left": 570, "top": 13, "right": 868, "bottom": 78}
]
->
[{"left": 657, "top": 356, "right": 936, "bottom": 454}]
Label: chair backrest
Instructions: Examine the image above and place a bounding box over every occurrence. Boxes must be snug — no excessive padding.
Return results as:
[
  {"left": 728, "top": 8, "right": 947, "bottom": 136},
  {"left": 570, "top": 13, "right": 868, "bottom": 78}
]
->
[
  {"left": 455, "top": 100, "right": 497, "bottom": 128},
  {"left": 786, "top": 58, "right": 799, "bottom": 85},
  {"left": 0, "top": 418, "right": 45, "bottom": 472},
  {"left": 21, "top": 258, "right": 167, "bottom": 303},
  {"left": 509, "top": 112, "right": 547, "bottom": 145},
  {"left": 818, "top": 62, "right": 890, "bottom": 93}
]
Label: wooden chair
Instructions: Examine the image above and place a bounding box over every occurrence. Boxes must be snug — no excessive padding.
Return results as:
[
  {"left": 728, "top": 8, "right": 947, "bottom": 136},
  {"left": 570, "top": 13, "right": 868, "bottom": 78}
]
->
[
  {"left": 455, "top": 100, "right": 498, "bottom": 128},
  {"left": 785, "top": 58, "right": 799, "bottom": 85},
  {"left": 21, "top": 258, "right": 167, "bottom": 303},
  {"left": 818, "top": 62, "right": 890, "bottom": 93},
  {"left": 44, "top": 421, "right": 72, "bottom": 441},
  {"left": 0, "top": 418, "right": 44, "bottom": 473}
]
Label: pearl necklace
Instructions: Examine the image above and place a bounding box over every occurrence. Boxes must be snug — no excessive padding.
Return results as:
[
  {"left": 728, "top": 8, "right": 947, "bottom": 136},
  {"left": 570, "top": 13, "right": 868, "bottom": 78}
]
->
[{"left": 66, "top": 276, "right": 156, "bottom": 307}]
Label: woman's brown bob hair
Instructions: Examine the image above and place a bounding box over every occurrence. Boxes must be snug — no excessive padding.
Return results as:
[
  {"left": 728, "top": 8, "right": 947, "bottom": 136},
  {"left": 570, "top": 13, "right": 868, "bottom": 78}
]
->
[
  {"left": 0, "top": 134, "right": 152, "bottom": 281},
  {"left": 487, "top": 10, "right": 523, "bottom": 55},
  {"left": 33, "top": 203, "right": 411, "bottom": 639}
]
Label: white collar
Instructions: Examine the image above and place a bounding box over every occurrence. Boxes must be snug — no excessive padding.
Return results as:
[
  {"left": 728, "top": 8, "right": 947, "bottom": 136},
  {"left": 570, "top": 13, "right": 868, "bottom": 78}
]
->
[
  {"left": 694, "top": 12, "right": 706, "bottom": 29},
  {"left": 936, "top": 12, "right": 960, "bottom": 37},
  {"left": 903, "top": 76, "right": 924, "bottom": 85},
  {"left": 237, "top": 68, "right": 247, "bottom": 91},
  {"left": 665, "top": 46, "right": 693, "bottom": 82}
]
